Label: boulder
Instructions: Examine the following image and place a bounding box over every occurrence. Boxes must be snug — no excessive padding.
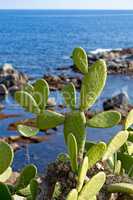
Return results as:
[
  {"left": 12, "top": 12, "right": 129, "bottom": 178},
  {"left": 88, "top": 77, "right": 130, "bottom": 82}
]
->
[
  {"left": 0, "top": 84, "right": 8, "bottom": 95},
  {"left": 0, "top": 63, "right": 28, "bottom": 91},
  {"left": 103, "top": 93, "right": 129, "bottom": 111}
]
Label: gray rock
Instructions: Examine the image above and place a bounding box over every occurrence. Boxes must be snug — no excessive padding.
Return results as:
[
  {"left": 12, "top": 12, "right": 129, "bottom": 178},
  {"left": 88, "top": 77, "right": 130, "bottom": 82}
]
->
[
  {"left": 103, "top": 93, "right": 129, "bottom": 111},
  {"left": 0, "top": 64, "right": 28, "bottom": 94},
  {"left": 0, "top": 84, "right": 8, "bottom": 95}
]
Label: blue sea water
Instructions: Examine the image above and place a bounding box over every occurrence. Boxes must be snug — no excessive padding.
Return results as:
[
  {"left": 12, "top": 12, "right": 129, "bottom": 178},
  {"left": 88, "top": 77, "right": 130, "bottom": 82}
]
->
[
  {"left": 0, "top": 10, "right": 133, "bottom": 78},
  {"left": 0, "top": 10, "right": 133, "bottom": 172}
]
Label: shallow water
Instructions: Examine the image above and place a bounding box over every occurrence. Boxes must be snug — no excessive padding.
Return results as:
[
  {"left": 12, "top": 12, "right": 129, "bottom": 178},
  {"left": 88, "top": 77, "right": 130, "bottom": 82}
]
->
[{"left": 0, "top": 10, "right": 133, "bottom": 172}]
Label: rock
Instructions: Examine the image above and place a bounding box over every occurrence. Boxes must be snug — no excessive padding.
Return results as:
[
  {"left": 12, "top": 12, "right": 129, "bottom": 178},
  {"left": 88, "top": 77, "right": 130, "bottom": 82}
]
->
[
  {"left": 72, "top": 48, "right": 133, "bottom": 75},
  {"left": 0, "top": 84, "right": 8, "bottom": 95},
  {"left": 0, "top": 63, "right": 28, "bottom": 93},
  {"left": 0, "top": 104, "right": 4, "bottom": 110},
  {"left": 103, "top": 93, "right": 129, "bottom": 111},
  {"left": 43, "top": 75, "right": 81, "bottom": 91}
]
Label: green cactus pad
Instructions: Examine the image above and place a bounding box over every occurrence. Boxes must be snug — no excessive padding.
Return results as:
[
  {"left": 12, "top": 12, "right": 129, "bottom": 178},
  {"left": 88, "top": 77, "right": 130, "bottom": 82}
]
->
[
  {"left": 62, "top": 83, "right": 76, "bottom": 110},
  {"left": 77, "top": 156, "right": 88, "bottom": 192},
  {"left": 72, "top": 47, "right": 88, "bottom": 74},
  {"left": 23, "top": 83, "right": 34, "bottom": 94},
  {"left": 17, "top": 125, "right": 39, "bottom": 137},
  {"left": 125, "top": 109, "right": 133, "bottom": 130},
  {"left": 128, "top": 144, "right": 133, "bottom": 155},
  {"left": 102, "top": 131, "right": 129, "bottom": 161},
  {"left": 15, "top": 91, "right": 40, "bottom": 114},
  {"left": 0, "top": 167, "right": 12, "bottom": 183},
  {"left": 85, "top": 141, "right": 96, "bottom": 151},
  {"left": 80, "top": 60, "right": 107, "bottom": 111},
  {"left": 86, "top": 111, "right": 121, "bottom": 128},
  {"left": 30, "top": 179, "right": 38, "bottom": 200},
  {"left": 15, "top": 164, "right": 37, "bottom": 191},
  {"left": 67, "top": 134, "right": 78, "bottom": 173},
  {"left": 66, "top": 189, "right": 78, "bottom": 200},
  {"left": 78, "top": 172, "right": 106, "bottom": 200},
  {"left": 0, "top": 142, "right": 14, "bottom": 175},
  {"left": 64, "top": 111, "right": 86, "bottom": 152},
  {"left": 114, "top": 160, "right": 122, "bottom": 175},
  {"left": 86, "top": 142, "right": 106, "bottom": 170},
  {"left": 0, "top": 183, "right": 12, "bottom": 200},
  {"left": 33, "top": 79, "right": 49, "bottom": 110},
  {"left": 37, "top": 110, "right": 65, "bottom": 129},
  {"left": 52, "top": 182, "right": 61, "bottom": 199},
  {"left": 107, "top": 183, "right": 133, "bottom": 194},
  {"left": 118, "top": 152, "right": 133, "bottom": 177}
]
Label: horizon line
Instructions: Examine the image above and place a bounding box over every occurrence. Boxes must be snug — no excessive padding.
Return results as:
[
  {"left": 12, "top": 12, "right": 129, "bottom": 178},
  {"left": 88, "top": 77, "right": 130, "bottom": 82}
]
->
[{"left": 0, "top": 8, "right": 133, "bottom": 11}]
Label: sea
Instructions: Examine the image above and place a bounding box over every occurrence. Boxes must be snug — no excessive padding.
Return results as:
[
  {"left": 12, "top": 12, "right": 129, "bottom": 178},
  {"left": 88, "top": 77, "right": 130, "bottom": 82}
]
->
[{"left": 0, "top": 9, "right": 133, "bottom": 172}]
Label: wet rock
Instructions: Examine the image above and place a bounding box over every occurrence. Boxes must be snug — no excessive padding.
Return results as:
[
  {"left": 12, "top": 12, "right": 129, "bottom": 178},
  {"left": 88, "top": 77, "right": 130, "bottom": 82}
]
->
[
  {"left": 72, "top": 48, "right": 133, "bottom": 75},
  {"left": 0, "top": 63, "right": 28, "bottom": 94},
  {"left": 103, "top": 93, "right": 129, "bottom": 111},
  {"left": 43, "top": 75, "right": 81, "bottom": 91},
  {"left": 47, "top": 98, "right": 56, "bottom": 107},
  {"left": 0, "top": 104, "right": 4, "bottom": 110},
  {"left": 0, "top": 84, "right": 8, "bottom": 95}
]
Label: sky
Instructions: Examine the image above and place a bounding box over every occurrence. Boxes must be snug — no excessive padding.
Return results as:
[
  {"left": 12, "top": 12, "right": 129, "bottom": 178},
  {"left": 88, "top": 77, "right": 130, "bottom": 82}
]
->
[{"left": 0, "top": 0, "right": 133, "bottom": 10}]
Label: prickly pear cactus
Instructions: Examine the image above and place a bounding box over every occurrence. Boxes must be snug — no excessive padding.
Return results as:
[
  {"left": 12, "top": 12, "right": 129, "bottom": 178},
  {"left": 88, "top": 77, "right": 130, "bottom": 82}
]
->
[
  {"left": 125, "top": 109, "right": 133, "bottom": 130},
  {"left": 37, "top": 110, "right": 65, "bottom": 130},
  {"left": 15, "top": 91, "right": 40, "bottom": 114},
  {"left": 64, "top": 111, "right": 86, "bottom": 155},
  {"left": 80, "top": 59, "right": 107, "bottom": 111},
  {"left": 86, "top": 142, "right": 106, "bottom": 170},
  {"left": 72, "top": 47, "right": 88, "bottom": 74},
  {"left": 18, "top": 125, "right": 39, "bottom": 137},
  {"left": 66, "top": 189, "right": 78, "bottom": 200},
  {"left": 0, "top": 183, "right": 12, "bottom": 200},
  {"left": 77, "top": 156, "right": 88, "bottom": 192},
  {"left": 78, "top": 172, "right": 106, "bottom": 200},
  {"left": 62, "top": 83, "right": 76, "bottom": 110},
  {"left": 86, "top": 111, "right": 121, "bottom": 128},
  {"left": 0, "top": 141, "right": 14, "bottom": 175},
  {"left": 102, "top": 131, "right": 129, "bottom": 161},
  {"left": 67, "top": 134, "right": 78, "bottom": 173},
  {"left": 107, "top": 183, "right": 133, "bottom": 195},
  {"left": 15, "top": 164, "right": 37, "bottom": 191},
  {"left": 33, "top": 79, "right": 49, "bottom": 111}
]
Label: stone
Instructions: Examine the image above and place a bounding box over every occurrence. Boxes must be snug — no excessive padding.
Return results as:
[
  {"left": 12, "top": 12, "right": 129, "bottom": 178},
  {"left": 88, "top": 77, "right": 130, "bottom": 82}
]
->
[
  {"left": 0, "top": 84, "right": 8, "bottom": 95},
  {"left": 103, "top": 93, "right": 129, "bottom": 111},
  {"left": 0, "top": 63, "right": 28, "bottom": 92}
]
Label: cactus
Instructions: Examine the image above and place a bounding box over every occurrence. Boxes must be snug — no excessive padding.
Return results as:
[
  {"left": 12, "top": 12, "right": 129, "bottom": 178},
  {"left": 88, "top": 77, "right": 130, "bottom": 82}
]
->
[
  {"left": 118, "top": 152, "right": 133, "bottom": 177},
  {"left": 62, "top": 83, "right": 76, "bottom": 110},
  {"left": 0, "top": 141, "right": 14, "bottom": 175},
  {"left": 67, "top": 134, "right": 78, "bottom": 173},
  {"left": 107, "top": 183, "right": 133, "bottom": 195},
  {"left": 15, "top": 91, "right": 40, "bottom": 114},
  {"left": 23, "top": 83, "right": 34, "bottom": 94},
  {"left": 66, "top": 189, "right": 78, "bottom": 200},
  {"left": 0, "top": 167, "right": 12, "bottom": 183},
  {"left": 64, "top": 111, "right": 86, "bottom": 158},
  {"left": 114, "top": 160, "right": 122, "bottom": 175},
  {"left": 72, "top": 47, "right": 88, "bottom": 74},
  {"left": 52, "top": 182, "right": 61, "bottom": 199},
  {"left": 0, "top": 183, "right": 12, "bottom": 200},
  {"left": 102, "top": 131, "right": 129, "bottom": 161},
  {"left": 37, "top": 110, "right": 65, "bottom": 130},
  {"left": 86, "top": 111, "right": 121, "bottom": 128},
  {"left": 77, "top": 156, "right": 88, "bottom": 192},
  {"left": 78, "top": 172, "right": 106, "bottom": 200},
  {"left": 80, "top": 59, "right": 107, "bottom": 111},
  {"left": 17, "top": 125, "right": 39, "bottom": 137},
  {"left": 125, "top": 109, "right": 133, "bottom": 130},
  {"left": 15, "top": 164, "right": 37, "bottom": 191},
  {"left": 33, "top": 79, "right": 49, "bottom": 111},
  {"left": 86, "top": 142, "right": 106, "bottom": 170},
  {"left": 30, "top": 179, "right": 38, "bottom": 200}
]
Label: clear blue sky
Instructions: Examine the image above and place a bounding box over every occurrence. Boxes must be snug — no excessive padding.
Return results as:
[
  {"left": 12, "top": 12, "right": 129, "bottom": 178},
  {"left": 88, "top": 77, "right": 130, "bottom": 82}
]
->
[{"left": 0, "top": 0, "right": 133, "bottom": 10}]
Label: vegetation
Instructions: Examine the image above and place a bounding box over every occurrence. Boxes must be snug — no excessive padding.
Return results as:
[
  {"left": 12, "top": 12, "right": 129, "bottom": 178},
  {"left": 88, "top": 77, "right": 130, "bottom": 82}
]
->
[{"left": 0, "top": 47, "right": 133, "bottom": 199}]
